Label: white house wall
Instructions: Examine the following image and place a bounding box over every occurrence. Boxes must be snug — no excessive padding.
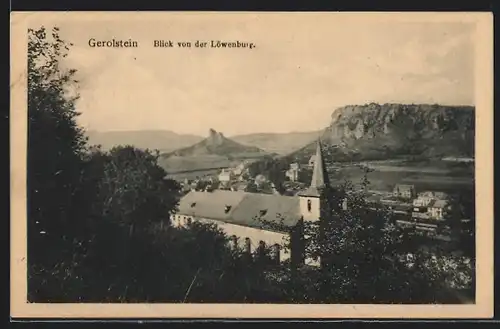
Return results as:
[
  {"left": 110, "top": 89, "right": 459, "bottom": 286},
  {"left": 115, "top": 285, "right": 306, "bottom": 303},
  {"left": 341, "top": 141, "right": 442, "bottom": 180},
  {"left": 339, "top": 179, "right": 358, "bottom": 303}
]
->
[{"left": 170, "top": 214, "right": 291, "bottom": 262}]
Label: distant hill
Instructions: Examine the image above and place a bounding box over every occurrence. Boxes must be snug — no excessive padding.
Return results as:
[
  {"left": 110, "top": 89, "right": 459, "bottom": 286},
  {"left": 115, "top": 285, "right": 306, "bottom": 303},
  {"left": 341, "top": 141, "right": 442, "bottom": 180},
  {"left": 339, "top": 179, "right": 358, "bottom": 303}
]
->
[
  {"left": 285, "top": 103, "right": 475, "bottom": 163},
  {"left": 160, "top": 129, "right": 270, "bottom": 173},
  {"left": 231, "top": 131, "right": 322, "bottom": 155},
  {"left": 166, "top": 129, "right": 269, "bottom": 158},
  {"left": 85, "top": 130, "right": 204, "bottom": 153}
]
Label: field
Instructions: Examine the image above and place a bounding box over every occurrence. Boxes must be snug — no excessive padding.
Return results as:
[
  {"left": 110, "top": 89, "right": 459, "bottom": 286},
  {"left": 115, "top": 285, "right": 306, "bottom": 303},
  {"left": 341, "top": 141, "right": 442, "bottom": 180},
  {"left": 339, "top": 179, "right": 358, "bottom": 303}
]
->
[
  {"left": 166, "top": 168, "right": 223, "bottom": 181},
  {"left": 158, "top": 155, "right": 233, "bottom": 173},
  {"left": 159, "top": 154, "right": 265, "bottom": 181}
]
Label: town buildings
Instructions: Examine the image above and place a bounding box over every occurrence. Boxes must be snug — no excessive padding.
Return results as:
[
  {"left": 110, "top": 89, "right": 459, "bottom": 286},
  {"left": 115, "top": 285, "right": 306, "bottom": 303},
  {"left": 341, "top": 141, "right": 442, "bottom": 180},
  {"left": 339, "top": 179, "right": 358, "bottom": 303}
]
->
[
  {"left": 412, "top": 192, "right": 449, "bottom": 221},
  {"left": 171, "top": 140, "right": 331, "bottom": 266}
]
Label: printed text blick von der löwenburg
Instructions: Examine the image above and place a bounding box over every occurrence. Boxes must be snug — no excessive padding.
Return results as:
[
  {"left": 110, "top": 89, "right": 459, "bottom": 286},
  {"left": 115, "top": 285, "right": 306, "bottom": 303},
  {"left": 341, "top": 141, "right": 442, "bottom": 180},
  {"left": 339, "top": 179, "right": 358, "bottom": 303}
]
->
[{"left": 87, "top": 38, "right": 256, "bottom": 49}]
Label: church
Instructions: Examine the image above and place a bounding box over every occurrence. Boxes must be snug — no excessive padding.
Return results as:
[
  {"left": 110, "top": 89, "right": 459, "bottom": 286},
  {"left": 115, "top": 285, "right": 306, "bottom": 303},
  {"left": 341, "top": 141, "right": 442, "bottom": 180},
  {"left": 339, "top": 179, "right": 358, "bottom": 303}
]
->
[{"left": 170, "top": 140, "right": 331, "bottom": 266}]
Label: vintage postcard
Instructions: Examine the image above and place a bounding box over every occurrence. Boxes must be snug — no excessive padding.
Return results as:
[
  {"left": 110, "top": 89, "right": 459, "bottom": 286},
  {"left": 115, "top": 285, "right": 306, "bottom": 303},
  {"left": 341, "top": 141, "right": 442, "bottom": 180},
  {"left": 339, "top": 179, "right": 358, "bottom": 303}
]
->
[{"left": 10, "top": 12, "right": 493, "bottom": 319}]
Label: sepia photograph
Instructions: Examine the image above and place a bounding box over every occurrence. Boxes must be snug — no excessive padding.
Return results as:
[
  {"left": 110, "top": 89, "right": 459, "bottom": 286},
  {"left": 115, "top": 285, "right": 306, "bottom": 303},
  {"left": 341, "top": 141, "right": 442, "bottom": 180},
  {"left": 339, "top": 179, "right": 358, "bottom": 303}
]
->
[{"left": 10, "top": 12, "right": 493, "bottom": 318}]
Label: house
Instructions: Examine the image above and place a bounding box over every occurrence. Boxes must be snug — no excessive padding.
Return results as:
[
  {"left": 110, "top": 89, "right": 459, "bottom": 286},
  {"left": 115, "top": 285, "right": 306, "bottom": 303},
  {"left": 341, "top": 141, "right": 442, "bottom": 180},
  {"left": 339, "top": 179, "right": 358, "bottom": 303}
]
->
[
  {"left": 412, "top": 197, "right": 449, "bottom": 221},
  {"left": 218, "top": 169, "right": 232, "bottom": 183},
  {"left": 170, "top": 140, "right": 332, "bottom": 267},
  {"left": 413, "top": 192, "right": 434, "bottom": 207},
  {"left": 413, "top": 191, "right": 448, "bottom": 206},
  {"left": 412, "top": 191, "right": 449, "bottom": 218},
  {"left": 393, "top": 184, "right": 416, "bottom": 199},
  {"left": 285, "top": 163, "right": 300, "bottom": 182},
  {"left": 232, "top": 162, "right": 246, "bottom": 176},
  {"left": 428, "top": 199, "right": 448, "bottom": 220}
]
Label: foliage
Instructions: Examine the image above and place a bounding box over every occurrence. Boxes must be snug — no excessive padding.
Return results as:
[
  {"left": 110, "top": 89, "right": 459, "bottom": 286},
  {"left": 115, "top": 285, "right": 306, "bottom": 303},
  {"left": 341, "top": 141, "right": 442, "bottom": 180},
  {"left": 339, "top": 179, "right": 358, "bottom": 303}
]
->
[
  {"left": 247, "top": 156, "right": 288, "bottom": 187},
  {"left": 93, "top": 146, "right": 181, "bottom": 229},
  {"left": 244, "top": 181, "right": 259, "bottom": 193},
  {"left": 297, "top": 168, "right": 313, "bottom": 184},
  {"left": 27, "top": 26, "right": 90, "bottom": 301},
  {"left": 444, "top": 187, "right": 475, "bottom": 258}
]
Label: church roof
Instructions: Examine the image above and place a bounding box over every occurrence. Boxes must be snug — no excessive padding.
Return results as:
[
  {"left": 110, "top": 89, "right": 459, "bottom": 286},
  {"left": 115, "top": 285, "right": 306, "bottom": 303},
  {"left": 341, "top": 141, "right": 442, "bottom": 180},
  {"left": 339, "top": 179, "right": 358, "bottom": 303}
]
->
[
  {"left": 176, "top": 190, "right": 302, "bottom": 232},
  {"left": 177, "top": 190, "right": 247, "bottom": 221},
  {"left": 298, "top": 140, "right": 330, "bottom": 197}
]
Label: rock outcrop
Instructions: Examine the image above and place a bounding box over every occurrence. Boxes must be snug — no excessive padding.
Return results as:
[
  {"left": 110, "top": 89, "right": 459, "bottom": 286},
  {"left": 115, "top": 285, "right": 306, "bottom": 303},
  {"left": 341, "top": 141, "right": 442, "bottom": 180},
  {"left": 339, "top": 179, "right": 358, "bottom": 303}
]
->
[
  {"left": 167, "top": 128, "right": 269, "bottom": 158},
  {"left": 289, "top": 103, "right": 475, "bottom": 162}
]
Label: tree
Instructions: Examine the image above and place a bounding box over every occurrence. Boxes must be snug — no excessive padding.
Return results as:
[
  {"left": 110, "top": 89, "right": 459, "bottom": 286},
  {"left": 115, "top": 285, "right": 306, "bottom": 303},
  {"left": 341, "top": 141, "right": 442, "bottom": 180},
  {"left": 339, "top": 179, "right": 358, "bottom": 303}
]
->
[
  {"left": 93, "top": 146, "right": 181, "bottom": 233},
  {"left": 244, "top": 181, "right": 258, "bottom": 193},
  {"left": 297, "top": 168, "right": 313, "bottom": 184},
  {"left": 27, "top": 26, "right": 90, "bottom": 301},
  {"left": 69, "top": 146, "right": 183, "bottom": 301},
  {"left": 444, "top": 188, "right": 475, "bottom": 258}
]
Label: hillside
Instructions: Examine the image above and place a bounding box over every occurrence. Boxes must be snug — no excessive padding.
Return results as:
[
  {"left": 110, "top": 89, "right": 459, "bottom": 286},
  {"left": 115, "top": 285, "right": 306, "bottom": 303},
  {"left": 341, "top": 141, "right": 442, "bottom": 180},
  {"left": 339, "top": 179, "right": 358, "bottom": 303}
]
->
[
  {"left": 160, "top": 129, "right": 270, "bottom": 173},
  {"left": 167, "top": 129, "right": 269, "bottom": 158},
  {"left": 231, "top": 130, "right": 322, "bottom": 155},
  {"left": 286, "top": 103, "right": 475, "bottom": 163},
  {"left": 86, "top": 130, "right": 204, "bottom": 153}
]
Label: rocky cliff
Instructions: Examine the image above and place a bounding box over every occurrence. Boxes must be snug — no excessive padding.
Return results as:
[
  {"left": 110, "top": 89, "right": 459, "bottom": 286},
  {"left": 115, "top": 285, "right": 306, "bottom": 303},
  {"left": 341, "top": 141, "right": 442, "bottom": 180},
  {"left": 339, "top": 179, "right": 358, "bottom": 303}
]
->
[{"left": 289, "top": 103, "right": 475, "bottom": 162}]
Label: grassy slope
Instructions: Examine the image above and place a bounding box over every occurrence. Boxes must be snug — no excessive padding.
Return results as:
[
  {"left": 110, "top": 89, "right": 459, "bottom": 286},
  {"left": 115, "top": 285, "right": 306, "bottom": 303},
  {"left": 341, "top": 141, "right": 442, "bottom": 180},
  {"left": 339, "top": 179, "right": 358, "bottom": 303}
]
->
[{"left": 231, "top": 131, "right": 321, "bottom": 155}]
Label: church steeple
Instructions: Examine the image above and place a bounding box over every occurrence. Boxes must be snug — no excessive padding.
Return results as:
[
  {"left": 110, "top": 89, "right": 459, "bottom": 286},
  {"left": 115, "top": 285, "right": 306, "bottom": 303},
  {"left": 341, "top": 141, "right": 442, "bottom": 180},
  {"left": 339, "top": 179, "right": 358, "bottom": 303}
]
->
[
  {"left": 299, "top": 139, "right": 330, "bottom": 198},
  {"left": 310, "top": 139, "right": 330, "bottom": 190}
]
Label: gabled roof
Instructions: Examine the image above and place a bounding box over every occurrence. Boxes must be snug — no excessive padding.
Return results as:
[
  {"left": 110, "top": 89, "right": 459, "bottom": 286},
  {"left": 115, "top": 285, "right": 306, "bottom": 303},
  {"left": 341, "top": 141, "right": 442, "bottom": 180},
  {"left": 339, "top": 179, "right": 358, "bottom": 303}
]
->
[
  {"left": 231, "top": 193, "right": 301, "bottom": 229},
  {"left": 394, "top": 184, "right": 415, "bottom": 192},
  {"left": 430, "top": 199, "right": 448, "bottom": 209},
  {"left": 176, "top": 190, "right": 302, "bottom": 232},
  {"left": 177, "top": 190, "right": 247, "bottom": 221}
]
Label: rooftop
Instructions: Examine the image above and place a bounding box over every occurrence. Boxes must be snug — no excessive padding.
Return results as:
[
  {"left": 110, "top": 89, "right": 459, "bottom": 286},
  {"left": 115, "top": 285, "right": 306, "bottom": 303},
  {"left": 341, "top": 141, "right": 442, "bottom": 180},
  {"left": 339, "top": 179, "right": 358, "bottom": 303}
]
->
[
  {"left": 394, "top": 184, "right": 415, "bottom": 191},
  {"left": 429, "top": 199, "right": 448, "bottom": 209},
  {"left": 176, "top": 190, "right": 302, "bottom": 232}
]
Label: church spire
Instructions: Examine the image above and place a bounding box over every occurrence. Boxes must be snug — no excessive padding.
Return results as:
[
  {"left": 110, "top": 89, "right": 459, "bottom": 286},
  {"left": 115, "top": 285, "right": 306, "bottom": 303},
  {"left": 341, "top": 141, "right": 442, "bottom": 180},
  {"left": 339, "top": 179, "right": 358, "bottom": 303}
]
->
[
  {"left": 310, "top": 139, "right": 330, "bottom": 189},
  {"left": 298, "top": 139, "right": 330, "bottom": 198}
]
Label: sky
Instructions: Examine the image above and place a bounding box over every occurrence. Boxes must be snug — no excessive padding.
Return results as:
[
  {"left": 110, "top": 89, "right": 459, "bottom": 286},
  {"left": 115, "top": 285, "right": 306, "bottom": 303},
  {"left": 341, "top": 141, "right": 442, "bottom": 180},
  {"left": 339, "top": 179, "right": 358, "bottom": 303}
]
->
[{"left": 49, "top": 13, "right": 475, "bottom": 137}]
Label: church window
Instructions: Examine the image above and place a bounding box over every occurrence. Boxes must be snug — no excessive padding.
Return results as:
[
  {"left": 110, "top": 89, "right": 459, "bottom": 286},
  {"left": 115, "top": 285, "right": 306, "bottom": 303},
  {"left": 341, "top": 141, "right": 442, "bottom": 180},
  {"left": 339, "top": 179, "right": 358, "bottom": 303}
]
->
[
  {"left": 259, "top": 209, "right": 267, "bottom": 217},
  {"left": 256, "top": 241, "right": 267, "bottom": 259},
  {"left": 190, "top": 202, "right": 196, "bottom": 208},
  {"left": 231, "top": 235, "right": 238, "bottom": 249},
  {"left": 307, "top": 199, "right": 312, "bottom": 212},
  {"left": 224, "top": 205, "right": 232, "bottom": 213},
  {"left": 271, "top": 244, "right": 280, "bottom": 263},
  {"left": 244, "top": 237, "right": 251, "bottom": 254}
]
